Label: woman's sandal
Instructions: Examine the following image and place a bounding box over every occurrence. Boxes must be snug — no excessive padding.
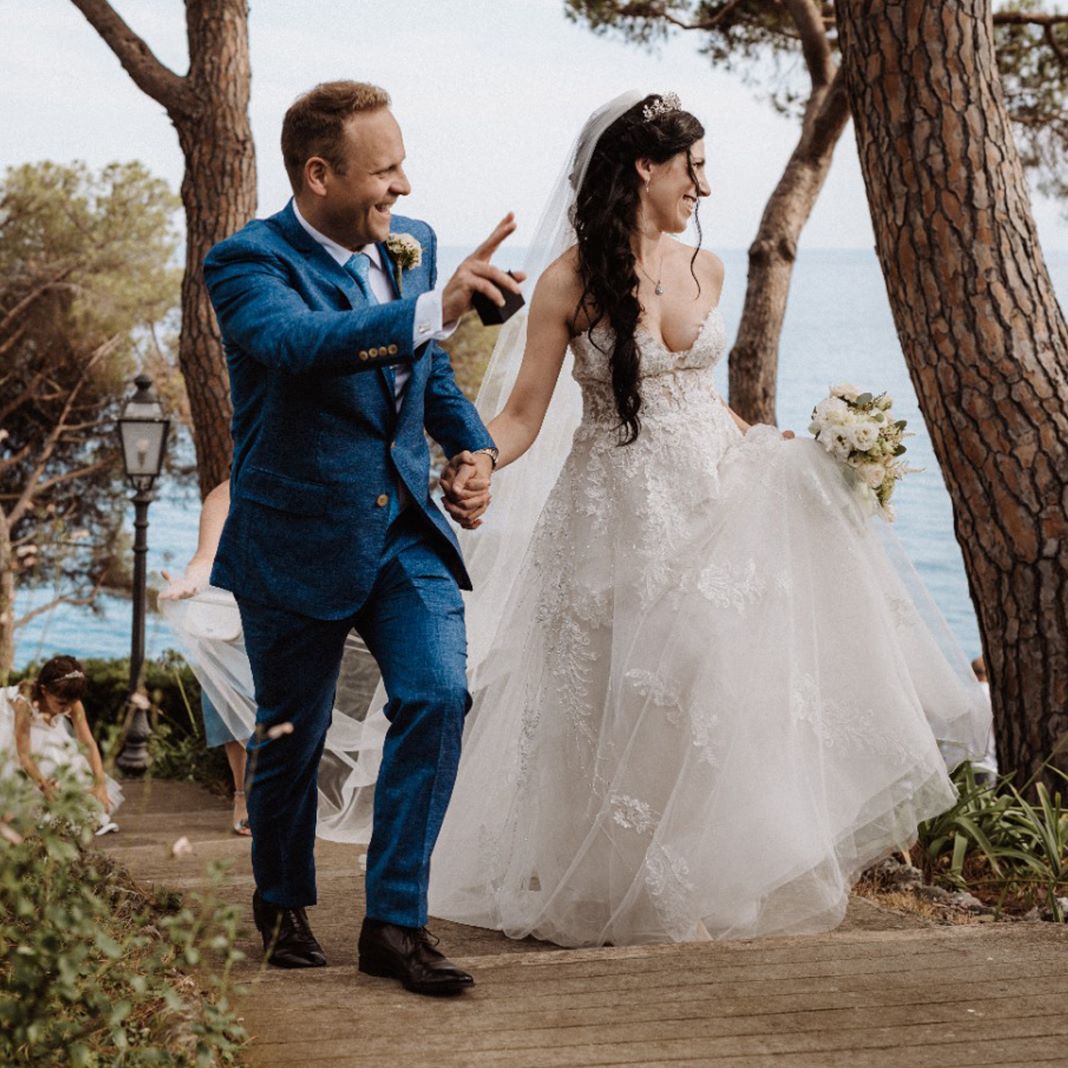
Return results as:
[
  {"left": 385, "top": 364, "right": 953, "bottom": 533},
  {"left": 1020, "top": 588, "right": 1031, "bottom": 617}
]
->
[{"left": 232, "top": 790, "right": 252, "bottom": 837}]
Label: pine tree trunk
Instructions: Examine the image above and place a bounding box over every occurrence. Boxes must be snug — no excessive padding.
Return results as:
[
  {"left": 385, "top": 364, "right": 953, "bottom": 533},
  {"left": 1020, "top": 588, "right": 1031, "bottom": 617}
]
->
[
  {"left": 177, "top": 0, "right": 256, "bottom": 496},
  {"left": 728, "top": 73, "right": 851, "bottom": 424},
  {"left": 70, "top": 0, "right": 257, "bottom": 497},
  {"left": 836, "top": 1, "right": 1068, "bottom": 789}
]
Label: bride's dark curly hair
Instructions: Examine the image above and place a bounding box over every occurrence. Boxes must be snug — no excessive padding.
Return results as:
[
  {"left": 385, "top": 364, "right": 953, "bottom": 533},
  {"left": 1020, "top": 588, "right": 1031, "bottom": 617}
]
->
[{"left": 573, "top": 95, "right": 705, "bottom": 444}]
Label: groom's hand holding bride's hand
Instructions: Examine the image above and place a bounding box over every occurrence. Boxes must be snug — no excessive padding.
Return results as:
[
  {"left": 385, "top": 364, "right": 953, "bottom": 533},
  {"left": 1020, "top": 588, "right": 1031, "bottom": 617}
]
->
[
  {"left": 441, "top": 213, "right": 526, "bottom": 325},
  {"left": 441, "top": 451, "right": 494, "bottom": 529}
]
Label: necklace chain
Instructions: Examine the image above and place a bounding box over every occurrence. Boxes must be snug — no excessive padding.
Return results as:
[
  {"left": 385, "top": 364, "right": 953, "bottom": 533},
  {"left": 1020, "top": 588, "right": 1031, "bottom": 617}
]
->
[{"left": 636, "top": 254, "right": 665, "bottom": 296}]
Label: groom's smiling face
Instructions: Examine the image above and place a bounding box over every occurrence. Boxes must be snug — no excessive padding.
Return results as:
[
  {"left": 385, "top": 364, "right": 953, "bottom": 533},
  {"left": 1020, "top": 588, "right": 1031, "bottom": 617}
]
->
[{"left": 304, "top": 107, "right": 412, "bottom": 249}]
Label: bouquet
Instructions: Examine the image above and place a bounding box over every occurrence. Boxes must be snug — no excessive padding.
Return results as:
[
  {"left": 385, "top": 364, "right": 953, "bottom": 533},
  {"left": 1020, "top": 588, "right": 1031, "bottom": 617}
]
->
[{"left": 808, "top": 384, "right": 917, "bottom": 521}]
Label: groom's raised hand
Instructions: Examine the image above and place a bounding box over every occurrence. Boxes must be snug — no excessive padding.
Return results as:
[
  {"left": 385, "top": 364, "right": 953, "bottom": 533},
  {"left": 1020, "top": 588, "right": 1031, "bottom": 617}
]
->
[{"left": 442, "top": 214, "right": 526, "bottom": 325}]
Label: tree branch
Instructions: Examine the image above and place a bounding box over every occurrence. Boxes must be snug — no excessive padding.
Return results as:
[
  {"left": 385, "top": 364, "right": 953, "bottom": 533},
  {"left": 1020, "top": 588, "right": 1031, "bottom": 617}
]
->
[
  {"left": 68, "top": 0, "right": 194, "bottom": 116},
  {"left": 32, "top": 459, "right": 110, "bottom": 497},
  {"left": 15, "top": 586, "right": 103, "bottom": 629},
  {"left": 1045, "top": 22, "right": 1068, "bottom": 63},
  {"left": 993, "top": 12, "right": 1068, "bottom": 29},
  {"left": 783, "top": 0, "right": 836, "bottom": 87},
  {"left": 0, "top": 264, "right": 80, "bottom": 340},
  {"left": 596, "top": 0, "right": 750, "bottom": 33},
  {"left": 7, "top": 337, "right": 117, "bottom": 529}
]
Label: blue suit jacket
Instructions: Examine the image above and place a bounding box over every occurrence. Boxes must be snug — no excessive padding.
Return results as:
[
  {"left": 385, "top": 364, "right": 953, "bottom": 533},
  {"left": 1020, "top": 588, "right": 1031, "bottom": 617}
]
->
[{"left": 203, "top": 201, "right": 494, "bottom": 619}]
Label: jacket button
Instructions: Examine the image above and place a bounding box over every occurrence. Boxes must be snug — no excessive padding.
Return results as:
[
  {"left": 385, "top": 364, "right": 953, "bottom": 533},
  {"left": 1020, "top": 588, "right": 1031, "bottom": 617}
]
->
[
  {"left": 375, "top": 493, "right": 389, "bottom": 507},
  {"left": 358, "top": 350, "right": 369, "bottom": 361},
  {"left": 387, "top": 344, "right": 399, "bottom": 356},
  {"left": 369, "top": 347, "right": 379, "bottom": 358}
]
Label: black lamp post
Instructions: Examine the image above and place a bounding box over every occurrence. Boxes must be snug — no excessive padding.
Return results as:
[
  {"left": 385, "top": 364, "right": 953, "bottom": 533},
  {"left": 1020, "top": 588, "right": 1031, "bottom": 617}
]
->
[{"left": 116, "top": 373, "right": 170, "bottom": 774}]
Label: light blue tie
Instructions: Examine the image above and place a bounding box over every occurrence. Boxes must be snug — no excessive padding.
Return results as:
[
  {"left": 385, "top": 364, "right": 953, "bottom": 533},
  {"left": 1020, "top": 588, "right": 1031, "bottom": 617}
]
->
[{"left": 344, "top": 252, "right": 377, "bottom": 304}]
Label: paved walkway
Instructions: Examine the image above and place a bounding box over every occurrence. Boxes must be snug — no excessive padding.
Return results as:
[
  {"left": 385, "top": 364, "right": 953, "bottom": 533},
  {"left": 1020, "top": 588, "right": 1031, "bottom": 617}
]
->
[{"left": 103, "top": 779, "right": 1068, "bottom": 1067}]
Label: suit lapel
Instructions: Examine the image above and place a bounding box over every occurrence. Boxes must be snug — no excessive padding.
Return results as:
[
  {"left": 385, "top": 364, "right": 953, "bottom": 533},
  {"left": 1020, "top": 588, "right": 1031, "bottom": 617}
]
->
[
  {"left": 274, "top": 200, "right": 397, "bottom": 416},
  {"left": 375, "top": 240, "right": 400, "bottom": 404},
  {"left": 377, "top": 241, "right": 403, "bottom": 299}
]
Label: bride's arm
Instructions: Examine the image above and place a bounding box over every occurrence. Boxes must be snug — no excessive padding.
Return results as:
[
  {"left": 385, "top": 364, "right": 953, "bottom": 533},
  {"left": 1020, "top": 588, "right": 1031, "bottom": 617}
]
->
[
  {"left": 442, "top": 265, "right": 574, "bottom": 527},
  {"left": 719, "top": 398, "right": 795, "bottom": 439},
  {"left": 159, "top": 480, "right": 230, "bottom": 599},
  {"left": 485, "top": 268, "right": 573, "bottom": 470},
  {"left": 720, "top": 398, "right": 752, "bottom": 435}
]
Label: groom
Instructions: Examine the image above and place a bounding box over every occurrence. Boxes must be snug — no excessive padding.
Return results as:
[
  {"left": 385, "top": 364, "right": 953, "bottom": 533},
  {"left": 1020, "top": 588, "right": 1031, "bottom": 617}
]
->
[{"left": 203, "top": 80, "right": 516, "bottom": 995}]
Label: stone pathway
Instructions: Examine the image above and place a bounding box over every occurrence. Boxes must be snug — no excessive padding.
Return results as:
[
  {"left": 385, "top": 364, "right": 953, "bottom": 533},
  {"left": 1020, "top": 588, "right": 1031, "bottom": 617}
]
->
[{"left": 103, "top": 779, "right": 1068, "bottom": 1067}]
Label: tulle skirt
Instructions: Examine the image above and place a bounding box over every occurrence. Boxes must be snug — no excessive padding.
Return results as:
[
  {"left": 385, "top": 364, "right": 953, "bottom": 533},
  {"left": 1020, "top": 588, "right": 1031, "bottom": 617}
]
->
[{"left": 428, "top": 425, "right": 990, "bottom": 945}]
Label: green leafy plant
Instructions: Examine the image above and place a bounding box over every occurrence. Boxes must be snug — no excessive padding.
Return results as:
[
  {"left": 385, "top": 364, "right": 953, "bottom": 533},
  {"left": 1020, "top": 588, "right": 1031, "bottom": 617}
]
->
[
  {"left": 0, "top": 769, "right": 246, "bottom": 1065},
  {"left": 917, "top": 761, "right": 1068, "bottom": 918}
]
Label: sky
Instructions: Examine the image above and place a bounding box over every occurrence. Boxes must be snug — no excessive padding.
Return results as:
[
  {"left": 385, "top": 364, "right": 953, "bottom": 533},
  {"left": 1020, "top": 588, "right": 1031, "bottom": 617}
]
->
[{"left": 3, "top": 0, "right": 1067, "bottom": 254}]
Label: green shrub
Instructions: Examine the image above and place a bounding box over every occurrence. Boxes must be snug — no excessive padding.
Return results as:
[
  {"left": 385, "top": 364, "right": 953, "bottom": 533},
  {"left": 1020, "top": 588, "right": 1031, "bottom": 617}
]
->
[
  {"left": 918, "top": 760, "right": 1068, "bottom": 918},
  {"left": 0, "top": 770, "right": 246, "bottom": 1065}
]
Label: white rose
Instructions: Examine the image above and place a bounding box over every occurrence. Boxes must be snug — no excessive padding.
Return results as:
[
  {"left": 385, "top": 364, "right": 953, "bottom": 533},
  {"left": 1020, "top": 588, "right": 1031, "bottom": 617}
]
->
[
  {"left": 851, "top": 422, "right": 879, "bottom": 451},
  {"left": 858, "top": 461, "right": 887, "bottom": 488},
  {"left": 831, "top": 432, "right": 853, "bottom": 460},
  {"left": 831, "top": 383, "right": 861, "bottom": 402},
  {"left": 816, "top": 395, "right": 851, "bottom": 422}
]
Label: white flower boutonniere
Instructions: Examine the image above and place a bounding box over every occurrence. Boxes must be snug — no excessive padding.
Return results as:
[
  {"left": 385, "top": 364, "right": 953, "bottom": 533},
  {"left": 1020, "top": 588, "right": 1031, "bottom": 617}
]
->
[{"left": 384, "top": 233, "right": 422, "bottom": 294}]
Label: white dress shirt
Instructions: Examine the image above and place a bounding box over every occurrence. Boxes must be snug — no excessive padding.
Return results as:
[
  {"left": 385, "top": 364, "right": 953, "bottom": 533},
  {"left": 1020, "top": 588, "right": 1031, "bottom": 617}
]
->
[{"left": 292, "top": 201, "right": 454, "bottom": 410}]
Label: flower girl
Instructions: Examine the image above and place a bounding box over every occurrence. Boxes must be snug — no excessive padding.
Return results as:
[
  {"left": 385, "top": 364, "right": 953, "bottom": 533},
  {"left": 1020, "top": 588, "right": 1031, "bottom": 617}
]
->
[{"left": 0, "top": 655, "right": 122, "bottom": 834}]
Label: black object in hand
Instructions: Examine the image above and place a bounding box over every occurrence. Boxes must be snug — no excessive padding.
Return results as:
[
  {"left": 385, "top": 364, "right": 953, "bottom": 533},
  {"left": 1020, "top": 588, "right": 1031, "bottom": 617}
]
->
[{"left": 472, "top": 271, "right": 525, "bottom": 326}]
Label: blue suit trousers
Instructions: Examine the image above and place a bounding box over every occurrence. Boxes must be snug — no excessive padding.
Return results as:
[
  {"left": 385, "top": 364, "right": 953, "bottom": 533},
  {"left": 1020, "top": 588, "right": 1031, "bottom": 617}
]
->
[{"left": 237, "top": 508, "right": 471, "bottom": 927}]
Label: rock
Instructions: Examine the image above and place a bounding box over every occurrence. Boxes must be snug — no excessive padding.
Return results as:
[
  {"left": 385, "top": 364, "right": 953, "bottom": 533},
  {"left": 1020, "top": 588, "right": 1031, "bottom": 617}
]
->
[
  {"left": 943, "top": 890, "right": 988, "bottom": 912},
  {"left": 1039, "top": 898, "right": 1068, "bottom": 923},
  {"left": 870, "top": 857, "right": 924, "bottom": 889},
  {"left": 916, "top": 883, "right": 954, "bottom": 903}
]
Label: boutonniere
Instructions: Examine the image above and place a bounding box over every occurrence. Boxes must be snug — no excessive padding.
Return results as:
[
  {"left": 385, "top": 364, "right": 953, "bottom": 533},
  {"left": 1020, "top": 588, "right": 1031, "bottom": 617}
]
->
[{"left": 384, "top": 233, "right": 422, "bottom": 294}]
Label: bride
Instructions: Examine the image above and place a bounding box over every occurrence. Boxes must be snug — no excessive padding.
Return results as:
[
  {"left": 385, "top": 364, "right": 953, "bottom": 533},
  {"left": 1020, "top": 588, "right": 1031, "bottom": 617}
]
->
[{"left": 424, "top": 90, "right": 991, "bottom": 946}]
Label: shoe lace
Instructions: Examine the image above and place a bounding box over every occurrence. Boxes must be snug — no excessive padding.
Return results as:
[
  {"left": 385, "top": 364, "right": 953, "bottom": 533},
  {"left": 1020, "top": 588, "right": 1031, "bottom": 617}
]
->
[
  {"left": 416, "top": 926, "right": 441, "bottom": 949},
  {"left": 287, "top": 907, "right": 314, "bottom": 941}
]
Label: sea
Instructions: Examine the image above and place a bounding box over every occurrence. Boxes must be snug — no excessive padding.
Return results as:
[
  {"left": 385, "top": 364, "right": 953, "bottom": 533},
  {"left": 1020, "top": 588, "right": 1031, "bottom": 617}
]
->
[{"left": 13, "top": 247, "right": 1068, "bottom": 670}]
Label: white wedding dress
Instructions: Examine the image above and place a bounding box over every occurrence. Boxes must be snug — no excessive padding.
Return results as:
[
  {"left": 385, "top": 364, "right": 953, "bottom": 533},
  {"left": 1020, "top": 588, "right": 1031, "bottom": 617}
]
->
[
  {"left": 0, "top": 685, "right": 123, "bottom": 814},
  {"left": 427, "top": 304, "right": 990, "bottom": 946}
]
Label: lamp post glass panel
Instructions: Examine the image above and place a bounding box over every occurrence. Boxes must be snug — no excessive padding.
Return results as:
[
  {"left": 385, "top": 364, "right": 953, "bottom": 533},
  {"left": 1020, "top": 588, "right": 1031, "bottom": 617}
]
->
[{"left": 116, "top": 374, "right": 170, "bottom": 773}]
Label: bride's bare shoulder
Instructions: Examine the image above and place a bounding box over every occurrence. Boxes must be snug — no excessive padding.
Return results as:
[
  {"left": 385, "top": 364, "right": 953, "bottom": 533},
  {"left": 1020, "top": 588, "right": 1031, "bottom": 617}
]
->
[
  {"left": 532, "top": 247, "right": 587, "bottom": 328},
  {"left": 670, "top": 240, "right": 724, "bottom": 278},
  {"left": 537, "top": 247, "right": 583, "bottom": 297}
]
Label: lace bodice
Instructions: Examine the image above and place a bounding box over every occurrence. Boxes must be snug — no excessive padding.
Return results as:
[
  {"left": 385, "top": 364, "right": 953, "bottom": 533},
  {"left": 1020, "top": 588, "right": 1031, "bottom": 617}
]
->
[{"left": 570, "top": 306, "right": 728, "bottom": 430}]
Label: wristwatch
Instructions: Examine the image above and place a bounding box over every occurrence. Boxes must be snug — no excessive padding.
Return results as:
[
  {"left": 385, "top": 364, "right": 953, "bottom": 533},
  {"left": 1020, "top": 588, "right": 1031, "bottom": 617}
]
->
[{"left": 472, "top": 446, "right": 499, "bottom": 470}]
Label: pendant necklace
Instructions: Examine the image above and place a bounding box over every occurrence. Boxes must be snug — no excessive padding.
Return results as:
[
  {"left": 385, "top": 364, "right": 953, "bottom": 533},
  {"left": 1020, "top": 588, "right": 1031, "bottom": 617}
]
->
[{"left": 637, "top": 254, "right": 665, "bottom": 296}]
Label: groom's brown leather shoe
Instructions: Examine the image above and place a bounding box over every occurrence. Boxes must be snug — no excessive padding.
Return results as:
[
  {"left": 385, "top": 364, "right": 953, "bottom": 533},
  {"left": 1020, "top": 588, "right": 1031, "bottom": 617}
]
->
[
  {"left": 358, "top": 918, "right": 474, "bottom": 996},
  {"left": 253, "top": 890, "right": 327, "bottom": 968}
]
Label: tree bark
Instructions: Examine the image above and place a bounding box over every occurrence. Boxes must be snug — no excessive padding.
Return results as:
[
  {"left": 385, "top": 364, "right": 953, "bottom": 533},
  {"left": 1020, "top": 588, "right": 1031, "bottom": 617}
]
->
[
  {"left": 70, "top": 0, "right": 256, "bottom": 496},
  {"left": 0, "top": 508, "right": 13, "bottom": 680},
  {"left": 727, "top": 0, "right": 853, "bottom": 425},
  {"left": 836, "top": 1, "right": 1068, "bottom": 789}
]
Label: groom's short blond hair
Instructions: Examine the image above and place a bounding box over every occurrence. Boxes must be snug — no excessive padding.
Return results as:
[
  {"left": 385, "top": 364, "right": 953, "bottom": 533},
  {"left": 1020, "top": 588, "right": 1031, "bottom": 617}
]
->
[{"left": 282, "top": 81, "right": 392, "bottom": 192}]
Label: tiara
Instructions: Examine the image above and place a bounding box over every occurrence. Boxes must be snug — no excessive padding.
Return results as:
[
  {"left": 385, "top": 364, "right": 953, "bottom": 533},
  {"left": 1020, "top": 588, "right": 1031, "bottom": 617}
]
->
[
  {"left": 53, "top": 669, "right": 85, "bottom": 682},
  {"left": 642, "top": 92, "right": 681, "bottom": 122}
]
